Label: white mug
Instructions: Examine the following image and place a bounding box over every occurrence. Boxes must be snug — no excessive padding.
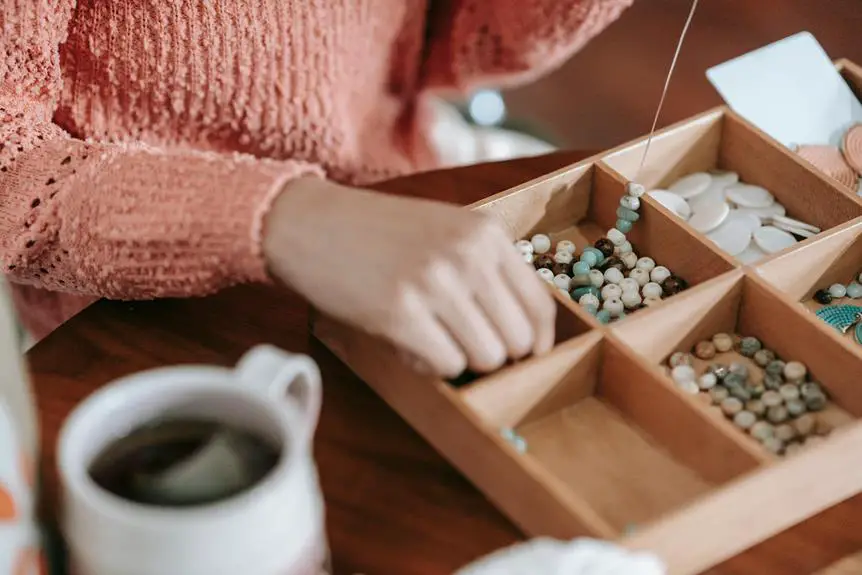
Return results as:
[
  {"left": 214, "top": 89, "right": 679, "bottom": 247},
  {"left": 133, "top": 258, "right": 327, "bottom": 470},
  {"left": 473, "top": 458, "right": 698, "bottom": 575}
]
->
[{"left": 58, "top": 344, "right": 329, "bottom": 575}]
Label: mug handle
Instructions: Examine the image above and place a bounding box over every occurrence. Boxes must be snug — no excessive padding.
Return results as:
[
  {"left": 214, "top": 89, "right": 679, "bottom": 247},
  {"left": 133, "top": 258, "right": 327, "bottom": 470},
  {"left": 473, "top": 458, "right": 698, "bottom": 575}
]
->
[{"left": 235, "top": 344, "right": 323, "bottom": 447}]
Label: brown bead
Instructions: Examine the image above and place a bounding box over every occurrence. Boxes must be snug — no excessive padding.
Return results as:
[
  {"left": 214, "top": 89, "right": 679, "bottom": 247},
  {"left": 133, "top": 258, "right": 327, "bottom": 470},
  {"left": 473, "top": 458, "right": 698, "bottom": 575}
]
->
[
  {"left": 774, "top": 423, "right": 796, "bottom": 442},
  {"left": 661, "top": 275, "right": 688, "bottom": 296},
  {"left": 794, "top": 414, "right": 816, "bottom": 437},
  {"left": 552, "top": 262, "right": 572, "bottom": 276},
  {"left": 694, "top": 341, "right": 716, "bottom": 360},
  {"left": 594, "top": 238, "right": 615, "bottom": 258},
  {"left": 599, "top": 256, "right": 625, "bottom": 272},
  {"left": 533, "top": 254, "right": 555, "bottom": 270},
  {"left": 816, "top": 418, "right": 834, "bottom": 436}
]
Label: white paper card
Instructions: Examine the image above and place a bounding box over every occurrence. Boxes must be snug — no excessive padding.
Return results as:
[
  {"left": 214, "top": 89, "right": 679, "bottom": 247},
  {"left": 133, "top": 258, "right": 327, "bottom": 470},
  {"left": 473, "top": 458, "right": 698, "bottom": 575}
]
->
[{"left": 706, "top": 31, "right": 862, "bottom": 148}]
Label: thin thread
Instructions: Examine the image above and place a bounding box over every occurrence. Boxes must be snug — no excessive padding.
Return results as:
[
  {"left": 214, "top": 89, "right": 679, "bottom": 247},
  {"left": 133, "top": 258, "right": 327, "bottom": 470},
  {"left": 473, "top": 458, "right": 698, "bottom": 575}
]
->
[{"left": 636, "top": 0, "right": 700, "bottom": 179}]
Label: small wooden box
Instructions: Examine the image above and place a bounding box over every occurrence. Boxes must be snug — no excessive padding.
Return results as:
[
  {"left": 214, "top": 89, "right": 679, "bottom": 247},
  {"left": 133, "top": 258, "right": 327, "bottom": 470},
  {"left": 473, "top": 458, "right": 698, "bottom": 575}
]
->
[{"left": 313, "top": 60, "right": 862, "bottom": 574}]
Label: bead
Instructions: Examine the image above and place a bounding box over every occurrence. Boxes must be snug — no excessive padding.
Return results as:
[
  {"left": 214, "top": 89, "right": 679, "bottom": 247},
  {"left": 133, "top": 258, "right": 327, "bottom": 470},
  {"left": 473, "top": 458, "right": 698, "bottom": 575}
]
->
[
  {"left": 594, "top": 238, "right": 615, "bottom": 257},
  {"left": 765, "top": 360, "right": 785, "bottom": 378},
  {"left": 733, "top": 410, "right": 757, "bottom": 430},
  {"left": 615, "top": 219, "right": 633, "bottom": 234},
  {"left": 749, "top": 382, "right": 765, "bottom": 399},
  {"left": 596, "top": 310, "right": 612, "bottom": 324},
  {"left": 583, "top": 247, "right": 606, "bottom": 266},
  {"left": 698, "top": 372, "right": 717, "bottom": 390},
  {"left": 619, "top": 278, "right": 640, "bottom": 293},
  {"left": 553, "top": 274, "right": 572, "bottom": 291},
  {"left": 536, "top": 268, "right": 554, "bottom": 282},
  {"left": 579, "top": 250, "right": 599, "bottom": 267},
  {"left": 760, "top": 373, "right": 781, "bottom": 390},
  {"left": 629, "top": 268, "right": 650, "bottom": 286},
  {"left": 761, "top": 390, "right": 783, "bottom": 408},
  {"left": 668, "top": 351, "right": 694, "bottom": 368},
  {"left": 778, "top": 383, "right": 800, "bottom": 401},
  {"left": 813, "top": 289, "right": 832, "bottom": 304},
  {"left": 661, "top": 275, "right": 687, "bottom": 296},
  {"left": 572, "top": 261, "right": 591, "bottom": 276},
  {"left": 745, "top": 399, "right": 766, "bottom": 417},
  {"left": 774, "top": 424, "right": 796, "bottom": 443},
  {"left": 556, "top": 240, "right": 576, "bottom": 255},
  {"left": 709, "top": 385, "right": 729, "bottom": 404},
  {"left": 828, "top": 283, "right": 847, "bottom": 298},
  {"left": 607, "top": 228, "right": 626, "bottom": 246},
  {"left": 620, "top": 195, "right": 641, "bottom": 211},
  {"left": 763, "top": 437, "right": 785, "bottom": 455},
  {"left": 554, "top": 251, "right": 574, "bottom": 265},
  {"left": 603, "top": 296, "right": 625, "bottom": 317},
  {"left": 738, "top": 337, "right": 762, "bottom": 357},
  {"left": 711, "top": 333, "right": 733, "bottom": 353},
  {"left": 626, "top": 182, "right": 645, "bottom": 197},
  {"left": 728, "top": 383, "right": 751, "bottom": 401},
  {"left": 694, "top": 341, "right": 717, "bottom": 360},
  {"left": 579, "top": 293, "right": 601, "bottom": 308},
  {"left": 522, "top": 251, "right": 535, "bottom": 264},
  {"left": 553, "top": 262, "right": 573, "bottom": 276},
  {"left": 570, "top": 273, "right": 591, "bottom": 287},
  {"left": 800, "top": 382, "right": 824, "bottom": 400},
  {"left": 589, "top": 269, "right": 605, "bottom": 288},
  {"left": 729, "top": 362, "right": 749, "bottom": 379},
  {"left": 767, "top": 405, "right": 789, "bottom": 424},
  {"left": 636, "top": 257, "right": 656, "bottom": 273},
  {"left": 604, "top": 267, "right": 624, "bottom": 284},
  {"left": 816, "top": 418, "right": 833, "bottom": 436},
  {"left": 707, "top": 363, "right": 729, "bottom": 380},
  {"left": 753, "top": 349, "right": 776, "bottom": 367},
  {"left": 621, "top": 291, "right": 642, "bottom": 309},
  {"left": 616, "top": 241, "right": 633, "bottom": 255},
  {"left": 642, "top": 282, "right": 663, "bottom": 299},
  {"left": 582, "top": 303, "right": 599, "bottom": 316},
  {"left": 643, "top": 296, "right": 663, "bottom": 307},
  {"left": 530, "top": 234, "right": 551, "bottom": 254},
  {"left": 847, "top": 282, "right": 862, "bottom": 298},
  {"left": 783, "top": 361, "right": 807, "bottom": 383},
  {"left": 621, "top": 252, "right": 638, "bottom": 270},
  {"left": 533, "top": 254, "right": 554, "bottom": 270},
  {"left": 678, "top": 380, "right": 700, "bottom": 394},
  {"left": 786, "top": 398, "right": 807, "bottom": 417},
  {"left": 721, "top": 397, "right": 744, "bottom": 416},
  {"left": 600, "top": 256, "right": 625, "bottom": 272},
  {"left": 515, "top": 239, "right": 534, "bottom": 255},
  {"left": 601, "top": 284, "right": 622, "bottom": 300},
  {"left": 804, "top": 391, "right": 827, "bottom": 411},
  {"left": 571, "top": 286, "right": 600, "bottom": 300},
  {"left": 650, "top": 266, "right": 671, "bottom": 284},
  {"left": 750, "top": 421, "right": 774, "bottom": 441}
]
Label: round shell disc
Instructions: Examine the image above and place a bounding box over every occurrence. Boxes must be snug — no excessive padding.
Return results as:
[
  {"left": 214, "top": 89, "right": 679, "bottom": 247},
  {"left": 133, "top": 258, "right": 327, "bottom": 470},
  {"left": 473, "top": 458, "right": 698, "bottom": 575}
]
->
[
  {"left": 797, "top": 144, "right": 857, "bottom": 189},
  {"left": 842, "top": 124, "right": 862, "bottom": 176}
]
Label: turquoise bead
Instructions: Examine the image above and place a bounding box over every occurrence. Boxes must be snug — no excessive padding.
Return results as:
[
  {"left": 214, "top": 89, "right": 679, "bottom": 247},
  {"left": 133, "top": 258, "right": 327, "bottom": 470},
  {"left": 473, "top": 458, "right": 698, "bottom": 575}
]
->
[
  {"left": 616, "top": 206, "right": 640, "bottom": 222},
  {"left": 579, "top": 250, "right": 598, "bottom": 267},
  {"left": 571, "top": 286, "right": 600, "bottom": 300},
  {"left": 583, "top": 247, "right": 605, "bottom": 267},
  {"left": 582, "top": 303, "right": 598, "bottom": 316},
  {"left": 572, "top": 261, "right": 591, "bottom": 275},
  {"left": 596, "top": 310, "right": 611, "bottom": 324},
  {"left": 616, "top": 219, "right": 633, "bottom": 233},
  {"left": 848, "top": 282, "right": 862, "bottom": 298}
]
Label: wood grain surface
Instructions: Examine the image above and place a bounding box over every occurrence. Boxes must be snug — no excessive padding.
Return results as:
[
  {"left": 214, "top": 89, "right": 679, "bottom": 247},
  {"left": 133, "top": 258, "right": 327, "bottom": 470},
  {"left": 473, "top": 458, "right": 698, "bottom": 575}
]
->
[{"left": 27, "top": 152, "right": 589, "bottom": 575}]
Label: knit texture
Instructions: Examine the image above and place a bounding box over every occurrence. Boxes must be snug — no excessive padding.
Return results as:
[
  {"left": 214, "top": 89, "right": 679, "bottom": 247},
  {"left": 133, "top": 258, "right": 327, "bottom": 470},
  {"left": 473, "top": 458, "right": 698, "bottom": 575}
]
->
[{"left": 1, "top": 0, "right": 632, "bottom": 338}]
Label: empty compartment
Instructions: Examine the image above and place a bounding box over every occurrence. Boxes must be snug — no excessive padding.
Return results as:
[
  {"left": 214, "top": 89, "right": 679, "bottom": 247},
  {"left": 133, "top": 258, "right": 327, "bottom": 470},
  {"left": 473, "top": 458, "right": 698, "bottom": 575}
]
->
[
  {"left": 614, "top": 270, "right": 862, "bottom": 459},
  {"left": 603, "top": 109, "right": 862, "bottom": 265},
  {"left": 471, "top": 160, "right": 733, "bottom": 325},
  {"left": 459, "top": 332, "right": 764, "bottom": 534}
]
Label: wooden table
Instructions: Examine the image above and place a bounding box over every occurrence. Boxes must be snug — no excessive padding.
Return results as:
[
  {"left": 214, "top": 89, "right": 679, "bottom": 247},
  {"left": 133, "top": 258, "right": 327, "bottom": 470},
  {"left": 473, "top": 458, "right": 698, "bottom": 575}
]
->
[{"left": 27, "top": 151, "right": 591, "bottom": 575}]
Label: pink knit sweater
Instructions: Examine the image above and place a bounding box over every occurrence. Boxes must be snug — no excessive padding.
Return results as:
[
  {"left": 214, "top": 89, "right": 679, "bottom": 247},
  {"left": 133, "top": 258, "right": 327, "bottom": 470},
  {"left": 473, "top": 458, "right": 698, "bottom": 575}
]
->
[{"left": 1, "top": 0, "right": 631, "bottom": 339}]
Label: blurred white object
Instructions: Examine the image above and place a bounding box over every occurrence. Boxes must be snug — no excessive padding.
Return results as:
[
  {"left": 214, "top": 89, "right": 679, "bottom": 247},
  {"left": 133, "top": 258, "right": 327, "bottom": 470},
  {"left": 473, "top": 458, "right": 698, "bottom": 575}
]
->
[
  {"left": 455, "top": 538, "right": 666, "bottom": 575},
  {"left": 468, "top": 90, "right": 508, "bottom": 127},
  {"left": 428, "top": 97, "right": 555, "bottom": 167}
]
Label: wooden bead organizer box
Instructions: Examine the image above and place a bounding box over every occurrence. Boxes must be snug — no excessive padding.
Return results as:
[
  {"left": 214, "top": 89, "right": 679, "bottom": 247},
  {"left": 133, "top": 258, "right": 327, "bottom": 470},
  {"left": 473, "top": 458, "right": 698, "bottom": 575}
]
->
[{"left": 313, "top": 60, "right": 862, "bottom": 574}]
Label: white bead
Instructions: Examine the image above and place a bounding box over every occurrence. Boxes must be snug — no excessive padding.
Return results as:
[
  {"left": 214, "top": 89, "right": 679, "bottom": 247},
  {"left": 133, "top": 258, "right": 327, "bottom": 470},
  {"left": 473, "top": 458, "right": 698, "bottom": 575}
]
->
[
  {"left": 671, "top": 364, "right": 696, "bottom": 386},
  {"left": 579, "top": 293, "right": 600, "bottom": 308},
  {"left": 629, "top": 268, "right": 650, "bottom": 286},
  {"left": 627, "top": 182, "right": 645, "bottom": 197},
  {"left": 589, "top": 269, "right": 605, "bottom": 288},
  {"left": 556, "top": 240, "right": 576, "bottom": 255},
  {"left": 829, "top": 283, "right": 847, "bottom": 298},
  {"left": 642, "top": 282, "right": 663, "bottom": 299},
  {"left": 603, "top": 296, "right": 625, "bottom": 317},
  {"left": 698, "top": 372, "right": 717, "bottom": 390},
  {"left": 619, "top": 278, "right": 639, "bottom": 293},
  {"left": 620, "top": 195, "right": 640, "bottom": 211},
  {"left": 607, "top": 228, "right": 626, "bottom": 246},
  {"left": 522, "top": 251, "right": 534, "bottom": 264},
  {"left": 636, "top": 257, "right": 655, "bottom": 272},
  {"left": 536, "top": 268, "right": 554, "bottom": 282},
  {"left": 616, "top": 241, "right": 633, "bottom": 255},
  {"left": 601, "top": 284, "right": 622, "bottom": 300},
  {"left": 531, "top": 234, "right": 551, "bottom": 254},
  {"left": 621, "top": 290, "right": 642, "bottom": 309},
  {"left": 553, "top": 251, "right": 573, "bottom": 265},
  {"left": 679, "top": 380, "right": 700, "bottom": 394},
  {"left": 621, "top": 252, "right": 638, "bottom": 269},
  {"left": 553, "top": 274, "right": 572, "bottom": 291},
  {"left": 604, "top": 267, "right": 624, "bottom": 284},
  {"left": 650, "top": 266, "right": 672, "bottom": 284},
  {"left": 642, "top": 296, "right": 662, "bottom": 307},
  {"left": 515, "top": 239, "right": 534, "bottom": 255}
]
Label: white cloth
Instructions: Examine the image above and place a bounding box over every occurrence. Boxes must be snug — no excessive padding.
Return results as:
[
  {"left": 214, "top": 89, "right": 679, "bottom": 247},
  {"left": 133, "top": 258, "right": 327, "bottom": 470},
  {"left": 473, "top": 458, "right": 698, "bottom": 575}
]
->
[{"left": 455, "top": 538, "right": 666, "bottom": 575}]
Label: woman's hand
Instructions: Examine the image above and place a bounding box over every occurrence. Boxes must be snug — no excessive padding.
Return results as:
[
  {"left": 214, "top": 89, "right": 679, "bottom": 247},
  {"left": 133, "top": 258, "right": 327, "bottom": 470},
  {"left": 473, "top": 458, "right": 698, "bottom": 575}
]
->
[{"left": 263, "top": 177, "right": 556, "bottom": 378}]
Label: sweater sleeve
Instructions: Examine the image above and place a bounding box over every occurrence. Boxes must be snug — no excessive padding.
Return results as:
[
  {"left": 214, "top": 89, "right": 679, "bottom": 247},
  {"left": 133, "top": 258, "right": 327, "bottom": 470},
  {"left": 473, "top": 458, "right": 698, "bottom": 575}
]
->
[
  {"left": 421, "top": 0, "right": 633, "bottom": 92},
  {"left": 0, "top": 1, "right": 324, "bottom": 300}
]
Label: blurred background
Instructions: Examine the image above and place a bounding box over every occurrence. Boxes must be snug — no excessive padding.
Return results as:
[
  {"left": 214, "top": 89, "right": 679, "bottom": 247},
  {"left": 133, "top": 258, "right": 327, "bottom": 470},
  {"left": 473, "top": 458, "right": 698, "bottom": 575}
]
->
[{"left": 484, "top": 0, "right": 862, "bottom": 153}]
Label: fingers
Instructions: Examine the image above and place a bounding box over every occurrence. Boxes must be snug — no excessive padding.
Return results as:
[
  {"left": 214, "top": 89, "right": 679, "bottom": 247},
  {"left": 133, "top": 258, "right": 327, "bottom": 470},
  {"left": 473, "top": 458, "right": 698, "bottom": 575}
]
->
[
  {"left": 499, "top": 248, "right": 557, "bottom": 355},
  {"left": 472, "top": 268, "right": 535, "bottom": 360},
  {"left": 391, "top": 303, "right": 468, "bottom": 379}
]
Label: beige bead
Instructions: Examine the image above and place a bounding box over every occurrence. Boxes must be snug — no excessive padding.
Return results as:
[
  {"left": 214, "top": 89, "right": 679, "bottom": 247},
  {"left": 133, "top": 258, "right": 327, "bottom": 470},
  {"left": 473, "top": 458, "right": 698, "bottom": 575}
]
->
[
  {"left": 733, "top": 410, "right": 757, "bottom": 430},
  {"left": 793, "top": 413, "right": 816, "bottom": 437},
  {"left": 783, "top": 361, "right": 807, "bottom": 383},
  {"left": 709, "top": 386, "right": 729, "bottom": 404},
  {"left": 621, "top": 251, "right": 639, "bottom": 270},
  {"left": 750, "top": 421, "right": 774, "bottom": 441},
  {"left": 745, "top": 399, "right": 766, "bottom": 417},
  {"left": 753, "top": 348, "right": 776, "bottom": 367},
  {"left": 778, "top": 383, "right": 800, "bottom": 401},
  {"left": 711, "top": 333, "right": 733, "bottom": 353},
  {"left": 761, "top": 390, "right": 782, "bottom": 408},
  {"left": 668, "top": 351, "right": 694, "bottom": 368},
  {"left": 816, "top": 418, "right": 834, "bottom": 436},
  {"left": 721, "top": 397, "right": 743, "bottom": 417},
  {"left": 698, "top": 372, "right": 717, "bottom": 390},
  {"left": 694, "top": 341, "right": 717, "bottom": 360},
  {"left": 774, "top": 423, "right": 796, "bottom": 442}
]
